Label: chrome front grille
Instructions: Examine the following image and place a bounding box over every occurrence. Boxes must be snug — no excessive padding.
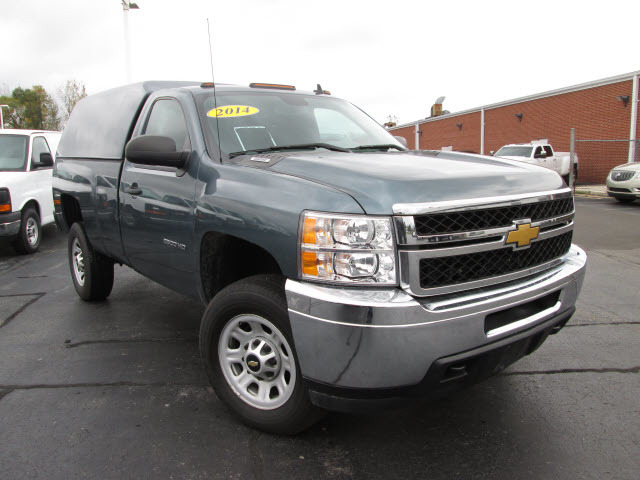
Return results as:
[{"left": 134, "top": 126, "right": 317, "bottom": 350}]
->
[
  {"left": 419, "top": 231, "right": 572, "bottom": 289},
  {"left": 610, "top": 170, "right": 635, "bottom": 182},
  {"left": 414, "top": 198, "right": 573, "bottom": 236},
  {"left": 394, "top": 188, "right": 575, "bottom": 296}
]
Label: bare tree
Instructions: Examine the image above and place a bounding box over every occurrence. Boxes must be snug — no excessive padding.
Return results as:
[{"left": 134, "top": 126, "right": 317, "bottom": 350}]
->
[{"left": 57, "top": 80, "right": 87, "bottom": 126}]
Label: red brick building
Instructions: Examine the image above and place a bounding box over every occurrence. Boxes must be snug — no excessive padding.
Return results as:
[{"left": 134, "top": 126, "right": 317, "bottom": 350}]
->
[{"left": 389, "top": 71, "right": 639, "bottom": 183}]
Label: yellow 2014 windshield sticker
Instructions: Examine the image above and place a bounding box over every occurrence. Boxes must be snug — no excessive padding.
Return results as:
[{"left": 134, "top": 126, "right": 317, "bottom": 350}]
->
[{"left": 207, "top": 105, "right": 259, "bottom": 118}]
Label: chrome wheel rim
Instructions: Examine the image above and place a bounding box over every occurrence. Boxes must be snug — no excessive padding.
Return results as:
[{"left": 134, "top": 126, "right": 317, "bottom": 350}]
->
[
  {"left": 26, "top": 217, "right": 38, "bottom": 246},
  {"left": 218, "top": 314, "right": 296, "bottom": 410},
  {"left": 72, "top": 238, "right": 85, "bottom": 286}
]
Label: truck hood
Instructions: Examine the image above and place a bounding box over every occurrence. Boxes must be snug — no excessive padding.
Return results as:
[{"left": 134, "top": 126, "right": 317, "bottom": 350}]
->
[
  {"left": 265, "top": 150, "right": 564, "bottom": 214},
  {"left": 497, "top": 155, "right": 533, "bottom": 162},
  {"left": 1, "top": 171, "right": 29, "bottom": 189}
]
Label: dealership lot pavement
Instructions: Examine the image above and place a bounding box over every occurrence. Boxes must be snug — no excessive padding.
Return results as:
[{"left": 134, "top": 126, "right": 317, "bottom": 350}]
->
[{"left": 0, "top": 197, "right": 638, "bottom": 480}]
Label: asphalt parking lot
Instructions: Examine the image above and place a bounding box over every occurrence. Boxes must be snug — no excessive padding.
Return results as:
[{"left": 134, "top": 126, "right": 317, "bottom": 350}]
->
[{"left": 0, "top": 196, "right": 638, "bottom": 480}]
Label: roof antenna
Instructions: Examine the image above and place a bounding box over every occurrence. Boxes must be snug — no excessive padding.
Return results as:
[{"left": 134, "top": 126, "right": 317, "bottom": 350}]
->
[
  {"left": 206, "top": 18, "right": 222, "bottom": 161},
  {"left": 314, "top": 84, "right": 323, "bottom": 95}
]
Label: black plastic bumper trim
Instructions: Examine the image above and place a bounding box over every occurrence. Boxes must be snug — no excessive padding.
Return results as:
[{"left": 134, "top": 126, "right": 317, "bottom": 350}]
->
[{"left": 0, "top": 211, "right": 21, "bottom": 223}]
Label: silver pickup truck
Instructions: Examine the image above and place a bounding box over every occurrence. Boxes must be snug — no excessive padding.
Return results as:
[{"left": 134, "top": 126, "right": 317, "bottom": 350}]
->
[{"left": 53, "top": 82, "right": 587, "bottom": 434}]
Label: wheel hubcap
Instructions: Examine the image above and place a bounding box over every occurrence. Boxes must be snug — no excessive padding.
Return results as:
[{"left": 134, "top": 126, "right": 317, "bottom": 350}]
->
[
  {"left": 72, "top": 238, "right": 85, "bottom": 286},
  {"left": 26, "top": 218, "right": 38, "bottom": 246},
  {"left": 219, "top": 315, "right": 296, "bottom": 410}
]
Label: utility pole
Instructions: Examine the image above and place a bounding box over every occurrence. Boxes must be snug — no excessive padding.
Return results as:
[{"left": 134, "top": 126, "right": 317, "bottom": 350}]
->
[
  {"left": 121, "top": 1, "right": 140, "bottom": 84},
  {"left": 0, "top": 105, "right": 8, "bottom": 129}
]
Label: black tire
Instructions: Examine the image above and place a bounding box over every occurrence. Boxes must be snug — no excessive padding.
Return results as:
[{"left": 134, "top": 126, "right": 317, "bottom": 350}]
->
[
  {"left": 614, "top": 197, "right": 636, "bottom": 204},
  {"left": 199, "top": 274, "right": 323, "bottom": 435},
  {"left": 68, "top": 222, "right": 114, "bottom": 301},
  {"left": 12, "top": 208, "right": 41, "bottom": 254}
]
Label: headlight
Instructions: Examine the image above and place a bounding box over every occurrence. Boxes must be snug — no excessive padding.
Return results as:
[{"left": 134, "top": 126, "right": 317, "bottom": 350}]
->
[{"left": 299, "top": 211, "right": 397, "bottom": 285}]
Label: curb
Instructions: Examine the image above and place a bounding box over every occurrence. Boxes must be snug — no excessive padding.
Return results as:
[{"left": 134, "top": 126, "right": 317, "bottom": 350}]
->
[{"left": 574, "top": 186, "right": 607, "bottom": 198}]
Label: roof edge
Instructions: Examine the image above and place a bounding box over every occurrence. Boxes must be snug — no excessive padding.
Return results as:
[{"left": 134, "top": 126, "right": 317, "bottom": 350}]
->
[{"left": 390, "top": 69, "right": 640, "bottom": 130}]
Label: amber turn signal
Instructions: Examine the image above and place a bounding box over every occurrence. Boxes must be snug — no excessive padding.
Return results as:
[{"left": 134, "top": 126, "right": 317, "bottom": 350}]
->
[
  {"left": 301, "top": 251, "right": 318, "bottom": 276},
  {"left": 302, "top": 217, "right": 316, "bottom": 245}
]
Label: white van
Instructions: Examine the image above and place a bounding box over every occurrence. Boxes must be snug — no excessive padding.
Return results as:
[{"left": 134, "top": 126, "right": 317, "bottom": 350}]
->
[{"left": 0, "top": 129, "right": 62, "bottom": 253}]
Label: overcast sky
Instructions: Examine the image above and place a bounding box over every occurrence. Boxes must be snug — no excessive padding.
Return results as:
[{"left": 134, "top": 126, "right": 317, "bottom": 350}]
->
[{"left": 2, "top": 0, "right": 639, "bottom": 125}]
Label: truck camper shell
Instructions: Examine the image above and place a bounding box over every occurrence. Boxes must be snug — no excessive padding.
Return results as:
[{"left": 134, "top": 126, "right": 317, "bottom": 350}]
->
[{"left": 57, "top": 81, "right": 199, "bottom": 160}]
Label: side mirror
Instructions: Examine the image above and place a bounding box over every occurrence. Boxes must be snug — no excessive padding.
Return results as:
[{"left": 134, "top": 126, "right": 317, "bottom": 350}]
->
[
  {"left": 125, "top": 135, "right": 190, "bottom": 169},
  {"left": 393, "top": 136, "right": 408, "bottom": 149},
  {"left": 33, "top": 152, "right": 54, "bottom": 169},
  {"left": 534, "top": 152, "right": 546, "bottom": 159}
]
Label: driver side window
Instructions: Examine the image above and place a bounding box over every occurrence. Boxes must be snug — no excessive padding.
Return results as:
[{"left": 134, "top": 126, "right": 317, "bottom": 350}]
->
[
  {"left": 30, "top": 136, "right": 51, "bottom": 170},
  {"left": 144, "top": 99, "right": 191, "bottom": 151}
]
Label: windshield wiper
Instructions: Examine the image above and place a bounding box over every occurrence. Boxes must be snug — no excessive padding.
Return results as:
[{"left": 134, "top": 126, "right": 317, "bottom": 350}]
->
[
  {"left": 350, "top": 144, "right": 406, "bottom": 151},
  {"left": 229, "top": 143, "right": 351, "bottom": 158}
]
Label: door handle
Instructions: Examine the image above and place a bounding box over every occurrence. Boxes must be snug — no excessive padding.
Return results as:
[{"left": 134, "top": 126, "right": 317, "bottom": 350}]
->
[{"left": 124, "top": 183, "right": 142, "bottom": 195}]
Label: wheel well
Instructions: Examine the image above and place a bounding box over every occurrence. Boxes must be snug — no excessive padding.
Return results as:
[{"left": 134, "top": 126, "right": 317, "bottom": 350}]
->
[
  {"left": 22, "top": 200, "right": 40, "bottom": 218},
  {"left": 60, "top": 194, "right": 82, "bottom": 227},
  {"left": 200, "top": 232, "right": 282, "bottom": 302}
]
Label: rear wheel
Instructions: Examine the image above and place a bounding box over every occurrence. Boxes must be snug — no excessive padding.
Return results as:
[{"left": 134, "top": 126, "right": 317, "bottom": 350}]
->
[
  {"left": 199, "top": 275, "right": 322, "bottom": 434},
  {"left": 12, "top": 208, "right": 41, "bottom": 254},
  {"left": 68, "top": 222, "right": 114, "bottom": 301}
]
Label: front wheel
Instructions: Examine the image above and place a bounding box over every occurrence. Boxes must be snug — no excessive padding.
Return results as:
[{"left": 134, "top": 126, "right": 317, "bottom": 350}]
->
[
  {"left": 199, "top": 275, "right": 322, "bottom": 434},
  {"left": 12, "top": 208, "right": 41, "bottom": 254},
  {"left": 68, "top": 222, "right": 114, "bottom": 301}
]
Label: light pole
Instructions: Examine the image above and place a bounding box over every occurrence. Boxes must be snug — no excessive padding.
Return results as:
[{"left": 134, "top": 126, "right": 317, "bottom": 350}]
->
[
  {"left": 121, "top": 1, "right": 140, "bottom": 84},
  {"left": 0, "top": 105, "right": 9, "bottom": 129}
]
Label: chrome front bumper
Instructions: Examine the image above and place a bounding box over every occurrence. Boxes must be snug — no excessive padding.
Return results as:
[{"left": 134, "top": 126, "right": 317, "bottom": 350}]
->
[{"left": 286, "top": 244, "right": 586, "bottom": 391}]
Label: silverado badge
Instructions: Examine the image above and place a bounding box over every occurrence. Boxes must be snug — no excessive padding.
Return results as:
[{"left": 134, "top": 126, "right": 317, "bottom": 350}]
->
[{"left": 505, "top": 222, "right": 540, "bottom": 249}]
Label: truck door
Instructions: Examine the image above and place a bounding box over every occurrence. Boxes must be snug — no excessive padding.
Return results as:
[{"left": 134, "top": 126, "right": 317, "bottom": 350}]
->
[
  {"left": 28, "top": 136, "right": 55, "bottom": 225},
  {"left": 119, "top": 97, "right": 197, "bottom": 296},
  {"left": 533, "top": 146, "right": 550, "bottom": 169},
  {"left": 543, "top": 145, "right": 557, "bottom": 173}
]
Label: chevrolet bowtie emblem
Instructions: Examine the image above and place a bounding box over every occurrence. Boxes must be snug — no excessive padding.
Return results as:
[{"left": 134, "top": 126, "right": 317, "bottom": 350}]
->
[
  {"left": 248, "top": 361, "right": 259, "bottom": 368},
  {"left": 505, "top": 222, "right": 540, "bottom": 248}
]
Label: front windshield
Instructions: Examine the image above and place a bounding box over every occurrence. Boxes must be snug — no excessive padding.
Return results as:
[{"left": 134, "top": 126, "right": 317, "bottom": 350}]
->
[
  {"left": 195, "top": 91, "right": 403, "bottom": 157},
  {"left": 0, "top": 135, "right": 28, "bottom": 171},
  {"left": 496, "top": 146, "right": 533, "bottom": 157}
]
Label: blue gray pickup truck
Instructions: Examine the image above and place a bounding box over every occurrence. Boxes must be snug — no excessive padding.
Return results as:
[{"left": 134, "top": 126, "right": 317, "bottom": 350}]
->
[{"left": 53, "top": 81, "right": 586, "bottom": 434}]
